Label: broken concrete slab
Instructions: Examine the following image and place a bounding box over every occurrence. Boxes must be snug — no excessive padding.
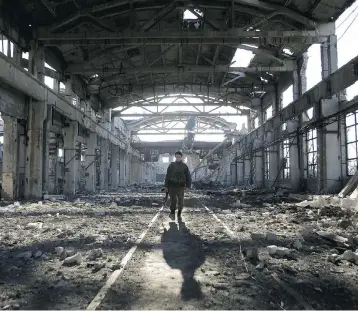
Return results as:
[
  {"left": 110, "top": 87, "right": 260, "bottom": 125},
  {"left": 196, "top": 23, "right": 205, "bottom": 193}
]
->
[
  {"left": 266, "top": 232, "right": 277, "bottom": 241},
  {"left": 87, "top": 248, "right": 104, "bottom": 260},
  {"left": 339, "top": 171, "right": 357, "bottom": 198},
  {"left": 341, "top": 250, "right": 358, "bottom": 264},
  {"left": 25, "top": 222, "right": 43, "bottom": 230},
  {"left": 250, "top": 233, "right": 265, "bottom": 240},
  {"left": 317, "top": 231, "right": 348, "bottom": 244},
  {"left": 246, "top": 247, "right": 259, "bottom": 260},
  {"left": 63, "top": 253, "right": 82, "bottom": 265}
]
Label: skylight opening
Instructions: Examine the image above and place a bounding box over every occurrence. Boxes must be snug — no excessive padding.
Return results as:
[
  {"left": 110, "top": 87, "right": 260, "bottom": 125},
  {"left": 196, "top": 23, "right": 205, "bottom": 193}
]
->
[
  {"left": 283, "top": 48, "right": 294, "bottom": 55},
  {"left": 230, "top": 49, "right": 254, "bottom": 68},
  {"left": 183, "top": 9, "right": 203, "bottom": 20}
]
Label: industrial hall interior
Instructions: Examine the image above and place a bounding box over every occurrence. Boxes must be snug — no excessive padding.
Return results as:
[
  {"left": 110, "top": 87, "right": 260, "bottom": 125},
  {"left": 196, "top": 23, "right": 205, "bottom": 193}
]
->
[{"left": 0, "top": 0, "right": 358, "bottom": 310}]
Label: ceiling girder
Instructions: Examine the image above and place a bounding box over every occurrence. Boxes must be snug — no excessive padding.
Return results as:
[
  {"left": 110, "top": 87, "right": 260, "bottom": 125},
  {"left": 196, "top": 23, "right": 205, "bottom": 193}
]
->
[
  {"left": 113, "top": 112, "right": 249, "bottom": 117},
  {"left": 66, "top": 62, "right": 296, "bottom": 75},
  {"left": 126, "top": 114, "right": 237, "bottom": 131},
  {"left": 103, "top": 84, "right": 272, "bottom": 108},
  {"left": 37, "top": 28, "right": 330, "bottom": 42}
]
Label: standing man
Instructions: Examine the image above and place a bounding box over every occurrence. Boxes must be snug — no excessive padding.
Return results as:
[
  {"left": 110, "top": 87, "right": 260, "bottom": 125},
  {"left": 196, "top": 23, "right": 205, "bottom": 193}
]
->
[{"left": 164, "top": 151, "right": 191, "bottom": 219}]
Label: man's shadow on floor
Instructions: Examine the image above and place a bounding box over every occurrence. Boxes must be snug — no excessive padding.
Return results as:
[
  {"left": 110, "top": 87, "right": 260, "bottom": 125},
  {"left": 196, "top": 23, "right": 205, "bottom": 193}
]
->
[{"left": 161, "top": 220, "right": 205, "bottom": 301}]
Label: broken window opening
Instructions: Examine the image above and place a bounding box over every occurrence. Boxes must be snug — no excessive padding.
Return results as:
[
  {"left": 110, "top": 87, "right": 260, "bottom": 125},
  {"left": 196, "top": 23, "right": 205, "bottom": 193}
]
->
[
  {"left": 183, "top": 9, "right": 202, "bottom": 20},
  {"left": 0, "top": 35, "right": 14, "bottom": 58},
  {"left": 45, "top": 76, "right": 54, "bottom": 89},
  {"left": 345, "top": 111, "right": 358, "bottom": 175},
  {"left": 231, "top": 48, "right": 254, "bottom": 68},
  {"left": 281, "top": 139, "right": 290, "bottom": 179},
  {"left": 282, "top": 85, "right": 293, "bottom": 108},
  {"left": 306, "top": 129, "right": 318, "bottom": 178},
  {"left": 183, "top": 9, "right": 203, "bottom": 29},
  {"left": 265, "top": 106, "right": 273, "bottom": 121},
  {"left": 60, "top": 82, "right": 66, "bottom": 94},
  {"left": 264, "top": 148, "right": 270, "bottom": 180}
]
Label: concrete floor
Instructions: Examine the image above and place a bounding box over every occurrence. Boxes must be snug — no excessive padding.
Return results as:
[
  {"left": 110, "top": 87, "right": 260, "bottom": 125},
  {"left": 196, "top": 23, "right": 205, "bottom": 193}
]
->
[{"left": 0, "top": 190, "right": 357, "bottom": 310}]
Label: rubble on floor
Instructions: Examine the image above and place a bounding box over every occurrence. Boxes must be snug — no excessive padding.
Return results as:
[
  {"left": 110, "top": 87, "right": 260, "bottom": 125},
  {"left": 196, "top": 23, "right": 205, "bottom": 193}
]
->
[{"left": 0, "top": 185, "right": 357, "bottom": 310}]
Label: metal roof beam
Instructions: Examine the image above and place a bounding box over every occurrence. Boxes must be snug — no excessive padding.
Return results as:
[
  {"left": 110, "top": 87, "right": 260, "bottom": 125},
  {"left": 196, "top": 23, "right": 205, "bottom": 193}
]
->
[
  {"left": 37, "top": 28, "right": 330, "bottom": 41},
  {"left": 140, "top": 1, "right": 177, "bottom": 31},
  {"left": 66, "top": 62, "right": 296, "bottom": 75},
  {"left": 113, "top": 112, "right": 249, "bottom": 117},
  {"left": 232, "top": 0, "right": 316, "bottom": 28}
]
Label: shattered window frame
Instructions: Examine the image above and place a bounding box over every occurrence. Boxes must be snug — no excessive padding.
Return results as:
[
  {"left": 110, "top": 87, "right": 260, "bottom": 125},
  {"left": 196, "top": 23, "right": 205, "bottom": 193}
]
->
[
  {"left": 264, "top": 147, "right": 270, "bottom": 180},
  {"left": 306, "top": 128, "right": 318, "bottom": 178},
  {"left": 281, "top": 139, "right": 290, "bottom": 179},
  {"left": 345, "top": 110, "right": 358, "bottom": 176}
]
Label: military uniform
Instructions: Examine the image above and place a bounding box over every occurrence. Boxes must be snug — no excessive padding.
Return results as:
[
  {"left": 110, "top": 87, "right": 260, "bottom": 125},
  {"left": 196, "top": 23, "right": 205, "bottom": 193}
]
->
[{"left": 164, "top": 161, "right": 191, "bottom": 213}]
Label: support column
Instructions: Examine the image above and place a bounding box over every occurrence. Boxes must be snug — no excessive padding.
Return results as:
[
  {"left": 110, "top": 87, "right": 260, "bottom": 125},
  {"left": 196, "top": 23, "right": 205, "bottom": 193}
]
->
[
  {"left": 85, "top": 133, "right": 97, "bottom": 193},
  {"left": 100, "top": 137, "right": 109, "bottom": 190},
  {"left": 63, "top": 121, "right": 78, "bottom": 196},
  {"left": 243, "top": 155, "right": 251, "bottom": 186},
  {"left": 25, "top": 101, "right": 47, "bottom": 199},
  {"left": 28, "top": 42, "right": 45, "bottom": 83},
  {"left": 319, "top": 34, "right": 341, "bottom": 192},
  {"left": 255, "top": 103, "right": 264, "bottom": 188},
  {"left": 119, "top": 149, "right": 126, "bottom": 186},
  {"left": 111, "top": 144, "right": 120, "bottom": 189},
  {"left": 268, "top": 86, "right": 281, "bottom": 188},
  {"left": 2, "top": 116, "right": 20, "bottom": 199},
  {"left": 47, "top": 131, "right": 57, "bottom": 194},
  {"left": 42, "top": 107, "right": 52, "bottom": 195},
  {"left": 236, "top": 150, "right": 244, "bottom": 185},
  {"left": 288, "top": 55, "right": 307, "bottom": 191}
]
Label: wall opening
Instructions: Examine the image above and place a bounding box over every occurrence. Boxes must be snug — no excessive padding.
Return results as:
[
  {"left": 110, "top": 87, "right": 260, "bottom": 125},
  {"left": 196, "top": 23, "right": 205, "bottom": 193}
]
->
[
  {"left": 281, "top": 139, "right": 290, "bottom": 179},
  {"left": 306, "top": 129, "right": 318, "bottom": 178},
  {"left": 345, "top": 111, "right": 358, "bottom": 175}
]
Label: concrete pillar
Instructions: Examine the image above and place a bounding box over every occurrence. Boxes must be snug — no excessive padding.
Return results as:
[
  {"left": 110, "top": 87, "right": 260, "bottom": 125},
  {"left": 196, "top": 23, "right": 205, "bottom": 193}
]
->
[
  {"left": 127, "top": 154, "right": 131, "bottom": 185},
  {"left": 2, "top": 116, "right": 20, "bottom": 199},
  {"left": 243, "top": 156, "right": 251, "bottom": 186},
  {"left": 100, "top": 137, "right": 109, "bottom": 190},
  {"left": 25, "top": 101, "right": 47, "bottom": 199},
  {"left": 236, "top": 151, "right": 244, "bottom": 185},
  {"left": 42, "top": 107, "right": 53, "bottom": 195},
  {"left": 63, "top": 121, "right": 78, "bottom": 196},
  {"left": 254, "top": 151, "right": 264, "bottom": 188},
  {"left": 12, "top": 45, "right": 21, "bottom": 65},
  {"left": 47, "top": 131, "right": 58, "bottom": 194},
  {"left": 119, "top": 149, "right": 126, "bottom": 186},
  {"left": 28, "top": 42, "right": 45, "bottom": 83},
  {"left": 266, "top": 85, "right": 281, "bottom": 188},
  {"left": 319, "top": 34, "right": 341, "bottom": 192},
  {"left": 85, "top": 133, "right": 97, "bottom": 192},
  {"left": 288, "top": 68, "right": 301, "bottom": 190},
  {"left": 111, "top": 144, "right": 120, "bottom": 188}
]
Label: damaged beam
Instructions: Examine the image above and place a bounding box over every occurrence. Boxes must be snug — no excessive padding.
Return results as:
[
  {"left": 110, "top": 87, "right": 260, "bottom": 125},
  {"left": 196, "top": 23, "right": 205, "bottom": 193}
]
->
[
  {"left": 236, "top": 57, "right": 358, "bottom": 157},
  {"left": 66, "top": 63, "right": 296, "bottom": 75},
  {"left": 112, "top": 112, "right": 250, "bottom": 117},
  {"left": 0, "top": 52, "right": 139, "bottom": 156},
  {"left": 37, "top": 29, "right": 329, "bottom": 46}
]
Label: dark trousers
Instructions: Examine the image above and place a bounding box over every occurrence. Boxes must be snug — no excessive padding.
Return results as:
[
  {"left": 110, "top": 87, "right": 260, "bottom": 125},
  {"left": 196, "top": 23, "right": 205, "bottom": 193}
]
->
[{"left": 168, "top": 187, "right": 185, "bottom": 212}]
